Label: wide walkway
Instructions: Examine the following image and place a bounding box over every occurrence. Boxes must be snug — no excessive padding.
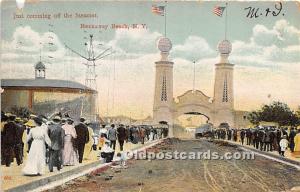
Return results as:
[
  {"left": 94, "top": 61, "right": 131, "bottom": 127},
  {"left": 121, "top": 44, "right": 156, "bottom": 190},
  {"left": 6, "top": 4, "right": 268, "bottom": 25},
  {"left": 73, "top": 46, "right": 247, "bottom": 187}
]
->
[
  {"left": 1, "top": 140, "right": 149, "bottom": 191},
  {"left": 53, "top": 139, "right": 300, "bottom": 192}
]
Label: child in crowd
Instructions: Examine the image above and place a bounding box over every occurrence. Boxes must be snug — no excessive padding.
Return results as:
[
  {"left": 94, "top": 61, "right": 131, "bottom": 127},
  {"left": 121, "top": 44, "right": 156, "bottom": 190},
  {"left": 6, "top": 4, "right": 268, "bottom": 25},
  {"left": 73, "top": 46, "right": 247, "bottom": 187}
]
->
[
  {"left": 112, "top": 152, "right": 127, "bottom": 168},
  {"left": 100, "top": 141, "right": 114, "bottom": 163},
  {"left": 279, "top": 135, "right": 289, "bottom": 157}
]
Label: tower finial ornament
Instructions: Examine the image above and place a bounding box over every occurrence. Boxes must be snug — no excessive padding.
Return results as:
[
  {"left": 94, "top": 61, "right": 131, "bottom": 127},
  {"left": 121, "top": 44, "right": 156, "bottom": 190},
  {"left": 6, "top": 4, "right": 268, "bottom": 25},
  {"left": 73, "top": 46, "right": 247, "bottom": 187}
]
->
[
  {"left": 157, "top": 37, "right": 172, "bottom": 61},
  {"left": 217, "top": 39, "right": 232, "bottom": 63}
]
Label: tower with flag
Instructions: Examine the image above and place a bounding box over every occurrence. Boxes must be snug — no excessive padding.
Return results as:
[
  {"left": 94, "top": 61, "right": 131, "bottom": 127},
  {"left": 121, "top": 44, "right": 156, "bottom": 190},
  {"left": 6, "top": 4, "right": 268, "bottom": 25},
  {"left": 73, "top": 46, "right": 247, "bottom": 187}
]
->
[
  {"left": 211, "top": 2, "right": 235, "bottom": 127},
  {"left": 152, "top": 2, "right": 175, "bottom": 136}
]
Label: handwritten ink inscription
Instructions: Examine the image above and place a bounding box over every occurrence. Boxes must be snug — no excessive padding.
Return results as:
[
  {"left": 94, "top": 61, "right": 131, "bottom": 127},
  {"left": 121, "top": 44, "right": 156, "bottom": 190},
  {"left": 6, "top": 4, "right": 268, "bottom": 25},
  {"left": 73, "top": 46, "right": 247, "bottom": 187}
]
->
[{"left": 244, "top": 2, "right": 284, "bottom": 18}]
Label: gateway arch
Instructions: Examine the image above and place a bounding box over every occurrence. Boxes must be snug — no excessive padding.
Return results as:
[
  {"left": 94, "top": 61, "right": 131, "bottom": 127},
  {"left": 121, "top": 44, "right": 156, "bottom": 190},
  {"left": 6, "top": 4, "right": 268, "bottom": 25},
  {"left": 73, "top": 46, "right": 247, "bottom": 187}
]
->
[{"left": 152, "top": 37, "right": 248, "bottom": 136}]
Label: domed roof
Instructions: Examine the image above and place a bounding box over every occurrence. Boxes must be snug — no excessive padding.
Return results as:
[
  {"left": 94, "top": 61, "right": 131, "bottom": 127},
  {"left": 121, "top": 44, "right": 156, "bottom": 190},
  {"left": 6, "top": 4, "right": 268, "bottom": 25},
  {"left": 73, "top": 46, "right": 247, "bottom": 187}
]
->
[
  {"left": 217, "top": 40, "right": 232, "bottom": 54},
  {"left": 157, "top": 37, "right": 172, "bottom": 53},
  {"left": 35, "top": 61, "right": 45, "bottom": 70}
]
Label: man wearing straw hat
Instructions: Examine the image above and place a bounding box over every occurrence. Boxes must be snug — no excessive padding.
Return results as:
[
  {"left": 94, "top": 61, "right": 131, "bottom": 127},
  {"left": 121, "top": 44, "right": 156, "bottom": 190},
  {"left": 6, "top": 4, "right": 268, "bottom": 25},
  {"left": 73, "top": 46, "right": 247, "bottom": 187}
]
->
[{"left": 48, "top": 116, "right": 65, "bottom": 172}]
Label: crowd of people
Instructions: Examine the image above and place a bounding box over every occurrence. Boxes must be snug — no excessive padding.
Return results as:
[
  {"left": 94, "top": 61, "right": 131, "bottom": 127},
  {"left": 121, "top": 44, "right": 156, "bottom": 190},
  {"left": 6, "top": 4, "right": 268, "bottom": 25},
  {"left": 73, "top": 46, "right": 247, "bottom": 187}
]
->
[
  {"left": 98, "top": 124, "right": 168, "bottom": 162},
  {"left": 214, "top": 127, "right": 300, "bottom": 157},
  {"left": 1, "top": 111, "right": 167, "bottom": 176}
]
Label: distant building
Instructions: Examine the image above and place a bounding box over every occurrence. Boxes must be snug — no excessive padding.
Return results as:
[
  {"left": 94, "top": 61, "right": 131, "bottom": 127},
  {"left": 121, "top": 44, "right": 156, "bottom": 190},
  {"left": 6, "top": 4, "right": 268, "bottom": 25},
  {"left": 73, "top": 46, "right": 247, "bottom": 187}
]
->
[
  {"left": 1, "top": 60, "right": 98, "bottom": 121},
  {"left": 102, "top": 115, "right": 153, "bottom": 126}
]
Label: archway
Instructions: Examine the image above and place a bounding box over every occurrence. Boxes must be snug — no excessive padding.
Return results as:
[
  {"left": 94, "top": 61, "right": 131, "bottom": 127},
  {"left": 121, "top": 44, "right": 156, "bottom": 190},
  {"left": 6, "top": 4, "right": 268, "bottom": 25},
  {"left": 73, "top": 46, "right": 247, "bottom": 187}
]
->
[
  {"left": 176, "top": 112, "right": 210, "bottom": 137},
  {"left": 172, "top": 90, "right": 214, "bottom": 137},
  {"left": 173, "top": 90, "right": 213, "bottom": 122},
  {"left": 184, "top": 111, "right": 210, "bottom": 123}
]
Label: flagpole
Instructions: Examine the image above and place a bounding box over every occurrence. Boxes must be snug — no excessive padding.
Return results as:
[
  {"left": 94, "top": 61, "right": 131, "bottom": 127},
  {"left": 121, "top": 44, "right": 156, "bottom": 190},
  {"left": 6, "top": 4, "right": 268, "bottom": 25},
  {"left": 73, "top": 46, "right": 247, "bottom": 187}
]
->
[
  {"left": 193, "top": 61, "right": 195, "bottom": 93},
  {"left": 225, "top": 2, "right": 228, "bottom": 40},
  {"left": 165, "top": 1, "right": 167, "bottom": 37}
]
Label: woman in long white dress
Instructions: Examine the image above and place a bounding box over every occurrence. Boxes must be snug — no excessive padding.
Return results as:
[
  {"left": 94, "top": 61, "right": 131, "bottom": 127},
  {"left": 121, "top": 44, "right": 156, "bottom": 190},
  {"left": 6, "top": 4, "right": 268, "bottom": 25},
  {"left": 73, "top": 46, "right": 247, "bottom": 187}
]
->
[
  {"left": 22, "top": 118, "right": 51, "bottom": 176},
  {"left": 62, "top": 119, "right": 78, "bottom": 166}
]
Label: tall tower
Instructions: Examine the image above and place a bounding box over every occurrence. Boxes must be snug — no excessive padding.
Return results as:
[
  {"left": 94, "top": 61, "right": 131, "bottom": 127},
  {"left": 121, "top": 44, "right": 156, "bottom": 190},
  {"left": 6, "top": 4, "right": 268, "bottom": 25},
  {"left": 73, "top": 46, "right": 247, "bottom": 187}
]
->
[
  {"left": 213, "top": 40, "right": 235, "bottom": 126},
  {"left": 153, "top": 37, "right": 174, "bottom": 136},
  {"left": 65, "top": 34, "right": 113, "bottom": 121}
]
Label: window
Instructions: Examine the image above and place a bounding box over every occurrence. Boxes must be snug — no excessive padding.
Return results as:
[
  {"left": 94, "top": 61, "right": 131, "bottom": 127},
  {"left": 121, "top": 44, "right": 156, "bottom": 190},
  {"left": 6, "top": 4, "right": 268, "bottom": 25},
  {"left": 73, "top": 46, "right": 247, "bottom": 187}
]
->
[
  {"left": 222, "top": 75, "right": 228, "bottom": 102},
  {"left": 161, "top": 73, "right": 167, "bottom": 101}
]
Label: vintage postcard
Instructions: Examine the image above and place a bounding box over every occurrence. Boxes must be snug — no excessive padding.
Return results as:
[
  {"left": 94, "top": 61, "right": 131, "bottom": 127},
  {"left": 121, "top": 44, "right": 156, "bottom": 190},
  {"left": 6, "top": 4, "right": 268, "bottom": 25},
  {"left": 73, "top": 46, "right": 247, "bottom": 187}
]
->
[{"left": 1, "top": 0, "right": 300, "bottom": 191}]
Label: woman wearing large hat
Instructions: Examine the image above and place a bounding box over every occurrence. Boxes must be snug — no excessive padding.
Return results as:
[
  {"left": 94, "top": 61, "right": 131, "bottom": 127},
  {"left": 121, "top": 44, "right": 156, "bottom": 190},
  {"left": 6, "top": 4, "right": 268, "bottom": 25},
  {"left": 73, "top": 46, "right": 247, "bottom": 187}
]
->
[
  {"left": 293, "top": 129, "right": 300, "bottom": 158},
  {"left": 22, "top": 118, "right": 35, "bottom": 158},
  {"left": 22, "top": 117, "right": 51, "bottom": 176},
  {"left": 62, "top": 118, "right": 79, "bottom": 166}
]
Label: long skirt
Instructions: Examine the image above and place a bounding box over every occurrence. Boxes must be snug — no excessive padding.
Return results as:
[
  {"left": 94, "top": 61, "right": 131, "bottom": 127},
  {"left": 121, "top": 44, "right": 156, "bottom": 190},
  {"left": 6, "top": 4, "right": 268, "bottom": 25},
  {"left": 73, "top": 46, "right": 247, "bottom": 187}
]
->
[
  {"left": 63, "top": 135, "right": 78, "bottom": 166},
  {"left": 22, "top": 139, "right": 46, "bottom": 175}
]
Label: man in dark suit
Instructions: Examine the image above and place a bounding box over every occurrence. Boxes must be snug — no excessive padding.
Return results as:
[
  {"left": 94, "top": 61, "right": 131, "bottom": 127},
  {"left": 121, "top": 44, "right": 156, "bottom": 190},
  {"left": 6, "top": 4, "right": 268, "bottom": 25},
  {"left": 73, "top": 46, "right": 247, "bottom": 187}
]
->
[
  {"left": 253, "top": 129, "right": 260, "bottom": 149},
  {"left": 246, "top": 129, "right": 252, "bottom": 145},
  {"left": 2, "top": 114, "right": 18, "bottom": 167},
  {"left": 257, "top": 129, "right": 265, "bottom": 151},
  {"left": 1, "top": 112, "right": 8, "bottom": 165},
  {"left": 289, "top": 127, "right": 297, "bottom": 152},
  {"left": 74, "top": 117, "right": 89, "bottom": 163},
  {"left": 240, "top": 129, "right": 245, "bottom": 145},
  {"left": 14, "top": 118, "right": 25, "bottom": 165},
  {"left": 263, "top": 129, "right": 271, "bottom": 152},
  {"left": 48, "top": 116, "right": 65, "bottom": 172},
  {"left": 269, "top": 128, "right": 275, "bottom": 151},
  {"left": 227, "top": 129, "right": 232, "bottom": 140},
  {"left": 276, "top": 129, "right": 282, "bottom": 153},
  {"left": 117, "top": 124, "right": 127, "bottom": 151}
]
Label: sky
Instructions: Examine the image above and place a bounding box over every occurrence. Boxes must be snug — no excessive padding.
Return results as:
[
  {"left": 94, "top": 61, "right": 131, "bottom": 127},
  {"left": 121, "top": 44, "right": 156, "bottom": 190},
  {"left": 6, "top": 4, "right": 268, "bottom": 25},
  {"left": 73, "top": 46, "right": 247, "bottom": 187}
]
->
[{"left": 1, "top": 0, "right": 300, "bottom": 119}]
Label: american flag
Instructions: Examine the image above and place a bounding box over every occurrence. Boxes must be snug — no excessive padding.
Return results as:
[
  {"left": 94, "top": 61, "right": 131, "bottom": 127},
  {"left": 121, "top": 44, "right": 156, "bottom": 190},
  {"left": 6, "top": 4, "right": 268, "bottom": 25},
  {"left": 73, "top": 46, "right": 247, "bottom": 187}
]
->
[
  {"left": 213, "top": 6, "right": 226, "bottom": 17},
  {"left": 152, "top": 5, "right": 165, "bottom": 16}
]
